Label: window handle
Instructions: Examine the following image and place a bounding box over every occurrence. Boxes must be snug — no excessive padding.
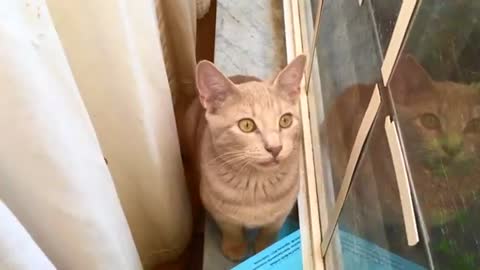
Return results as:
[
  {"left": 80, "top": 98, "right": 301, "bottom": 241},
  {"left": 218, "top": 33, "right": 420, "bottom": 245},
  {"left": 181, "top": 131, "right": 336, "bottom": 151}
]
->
[{"left": 384, "top": 116, "right": 419, "bottom": 246}]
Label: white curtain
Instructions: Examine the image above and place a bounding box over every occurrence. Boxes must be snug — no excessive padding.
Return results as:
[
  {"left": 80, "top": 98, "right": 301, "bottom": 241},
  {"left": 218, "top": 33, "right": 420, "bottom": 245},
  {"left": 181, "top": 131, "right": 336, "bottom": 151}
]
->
[
  {"left": 0, "top": 0, "right": 196, "bottom": 269},
  {"left": 0, "top": 201, "right": 56, "bottom": 270}
]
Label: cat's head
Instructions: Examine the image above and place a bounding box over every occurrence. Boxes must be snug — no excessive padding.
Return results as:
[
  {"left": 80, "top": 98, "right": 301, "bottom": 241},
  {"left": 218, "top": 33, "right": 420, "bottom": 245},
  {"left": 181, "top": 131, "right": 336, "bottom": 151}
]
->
[
  {"left": 391, "top": 55, "right": 480, "bottom": 177},
  {"left": 195, "top": 55, "right": 306, "bottom": 171}
]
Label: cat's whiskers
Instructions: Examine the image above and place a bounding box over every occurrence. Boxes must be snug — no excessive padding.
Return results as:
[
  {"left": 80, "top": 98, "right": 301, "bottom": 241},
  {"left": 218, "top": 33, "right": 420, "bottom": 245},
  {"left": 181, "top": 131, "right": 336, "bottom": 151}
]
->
[
  {"left": 232, "top": 159, "right": 253, "bottom": 189},
  {"left": 412, "top": 144, "right": 447, "bottom": 162},
  {"left": 246, "top": 151, "right": 270, "bottom": 162},
  {"left": 216, "top": 156, "right": 247, "bottom": 169},
  {"left": 207, "top": 150, "right": 245, "bottom": 165},
  {"left": 209, "top": 150, "right": 243, "bottom": 162},
  {"left": 216, "top": 151, "right": 258, "bottom": 170},
  {"left": 226, "top": 160, "right": 248, "bottom": 187}
]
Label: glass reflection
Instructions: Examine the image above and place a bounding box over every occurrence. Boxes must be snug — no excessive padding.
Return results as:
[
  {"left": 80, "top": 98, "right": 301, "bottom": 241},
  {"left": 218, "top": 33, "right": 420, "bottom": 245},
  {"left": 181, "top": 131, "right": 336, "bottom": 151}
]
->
[
  {"left": 324, "top": 106, "right": 429, "bottom": 269},
  {"left": 314, "top": 0, "right": 382, "bottom": 208},
  {"left": 313, "top": 0, "right": 404, "bottom": 207},
  {"left": 366, "top": 0, "right": 402, "bottom": 56},
  {"left": 310, "top": 0, "right": 319, "bottom": 22},
  {"left": 389, "top": 0, "right": 480, "bottom": 268}
]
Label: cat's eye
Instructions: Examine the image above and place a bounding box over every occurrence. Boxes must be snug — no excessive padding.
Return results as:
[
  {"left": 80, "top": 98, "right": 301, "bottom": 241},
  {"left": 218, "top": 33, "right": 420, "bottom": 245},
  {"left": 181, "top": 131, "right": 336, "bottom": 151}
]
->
[
  {"left": 464, "top": 118, "right": 480, "bottom": 133},
  {"left": 419, "top": 113, "right": 441, "bottom": 130},
  {"left": 238, "top": 118, "right": 256, "bottom": 133},
  {"left": 279, "top": 113, "right": 293, "bottom": 128}
]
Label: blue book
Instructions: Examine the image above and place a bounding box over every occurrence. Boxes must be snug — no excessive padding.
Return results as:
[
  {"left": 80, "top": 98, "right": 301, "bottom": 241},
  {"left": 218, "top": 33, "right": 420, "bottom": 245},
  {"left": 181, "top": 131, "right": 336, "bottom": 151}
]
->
[
  {"left": 233, "top": 228, "right": 427, "bottom": 270},
  {"left": 339, "top": 230, "right": 427, "bottom": 270},
  {"left": 232, "top": 229, "right": 303, "bottom": 270}
]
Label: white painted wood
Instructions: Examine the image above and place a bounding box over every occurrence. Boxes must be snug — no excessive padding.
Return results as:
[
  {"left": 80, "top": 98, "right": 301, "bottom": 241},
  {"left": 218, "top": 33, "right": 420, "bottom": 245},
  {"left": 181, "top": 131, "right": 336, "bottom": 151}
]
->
[
  {"left": 384, "top": 116, "right": 420, "bottom": 246},
  {"left": 381, "top": 0, "right": 418, "bottom": 84},
  {"left": 321, "top": 85, "right": 382, "bottom": 254}
]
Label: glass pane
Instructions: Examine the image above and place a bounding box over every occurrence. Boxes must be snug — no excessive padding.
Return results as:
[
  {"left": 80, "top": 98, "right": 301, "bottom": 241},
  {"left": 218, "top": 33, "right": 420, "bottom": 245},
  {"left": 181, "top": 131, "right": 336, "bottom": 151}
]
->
[
  {"left": 310, "top": 0, "right": 319, "bottom": 22},
  {"left": 324, "top": 106, "right": 429, "bottom": 269},
  {"left": 367, "top": 0, "right": 402, "bottom": 56},
  {"left": 304, "top": 0, "right": 319, "bottom": 50},
  {"left": 312, "top": 0, "right": 385, "bottom": 215},
  {"left": 389, "top": 0, "right": 480, "bottom": 268}
]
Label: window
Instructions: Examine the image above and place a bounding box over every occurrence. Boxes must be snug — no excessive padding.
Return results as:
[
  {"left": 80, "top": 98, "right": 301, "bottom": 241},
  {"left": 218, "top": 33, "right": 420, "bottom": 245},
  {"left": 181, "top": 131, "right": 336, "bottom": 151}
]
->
[{"left": 295, "top": 0, "right": 480, "bottom": 268}]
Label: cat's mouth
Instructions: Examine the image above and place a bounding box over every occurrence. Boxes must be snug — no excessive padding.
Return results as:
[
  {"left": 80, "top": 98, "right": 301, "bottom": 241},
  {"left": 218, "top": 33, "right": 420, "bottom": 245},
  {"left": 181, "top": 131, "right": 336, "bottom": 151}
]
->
[
  {"left": 422, "top": 153, "right": 476, "bottom": 177},
  {"left": 258, "top": 159, "right": 280, "bottom": 167}
]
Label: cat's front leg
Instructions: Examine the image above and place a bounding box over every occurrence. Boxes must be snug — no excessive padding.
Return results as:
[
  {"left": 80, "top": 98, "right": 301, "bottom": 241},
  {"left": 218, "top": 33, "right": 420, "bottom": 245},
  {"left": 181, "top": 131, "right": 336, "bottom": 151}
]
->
[
  {"left": 254, "top": 217, "right": 285, "bottom": 253},
  {"left": 217, "top": 219, "right": 248, "bottom": 261}
]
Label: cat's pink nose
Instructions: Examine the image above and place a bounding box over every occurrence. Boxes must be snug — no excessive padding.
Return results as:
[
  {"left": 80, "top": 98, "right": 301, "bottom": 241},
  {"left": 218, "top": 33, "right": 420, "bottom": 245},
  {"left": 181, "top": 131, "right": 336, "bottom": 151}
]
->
[{"left": 265, "top": 145, "right": 282, "bottom": 158}]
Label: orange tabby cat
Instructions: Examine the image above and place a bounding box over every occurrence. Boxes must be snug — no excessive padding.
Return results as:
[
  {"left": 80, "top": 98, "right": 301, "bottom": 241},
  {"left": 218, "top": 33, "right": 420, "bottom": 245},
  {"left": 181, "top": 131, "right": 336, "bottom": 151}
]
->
[{"left": 183, "top": 55, "right": 306, "bottom": 261}]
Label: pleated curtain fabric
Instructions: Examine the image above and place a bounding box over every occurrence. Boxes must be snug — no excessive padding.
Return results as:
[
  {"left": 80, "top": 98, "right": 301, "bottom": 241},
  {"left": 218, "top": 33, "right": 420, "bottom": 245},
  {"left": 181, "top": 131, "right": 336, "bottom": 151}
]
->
[
  {"left": 0, "top": 201, "right": 56, "bottom": 270},
  {"left": 0, "top": 0, "right": 195, "bottom": 269}
]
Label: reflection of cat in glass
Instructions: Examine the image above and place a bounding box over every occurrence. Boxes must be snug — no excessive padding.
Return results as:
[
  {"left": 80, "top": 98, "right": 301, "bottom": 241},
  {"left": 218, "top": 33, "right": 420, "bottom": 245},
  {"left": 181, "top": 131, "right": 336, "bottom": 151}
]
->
[
  {"left": 391, "top": 55, "right": 480, "bottom": 225},
  {"left": 325, "top": 55, "right": 480, "bottom": 266},
  {"left": 390, "top": 55, "right": 480, "bottom": 268},
  {"left": 327, "top": 54, "right": 480, "bottom": 225}
]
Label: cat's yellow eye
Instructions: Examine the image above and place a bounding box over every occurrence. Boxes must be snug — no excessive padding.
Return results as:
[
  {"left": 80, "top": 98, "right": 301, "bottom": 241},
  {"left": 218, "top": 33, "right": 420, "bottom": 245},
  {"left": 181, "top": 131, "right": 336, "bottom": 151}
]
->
[
  {"left": 238, "top": 118, "right": 256, "bottom": 133},
  {"left": 279, "top": 113, "right": 293, "bottom": 129},
  {"left": 420, "top": 113, "right": 441, "bottom": 130},
  {"left": 464, "top": 118, "right": 480, "bottom": 133}
]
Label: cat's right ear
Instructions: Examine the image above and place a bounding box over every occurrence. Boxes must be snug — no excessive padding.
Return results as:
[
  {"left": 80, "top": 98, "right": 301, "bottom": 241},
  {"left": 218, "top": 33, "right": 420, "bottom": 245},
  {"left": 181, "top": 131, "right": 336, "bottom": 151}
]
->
[
  {"left": 273, "top": 54, "right": 307, "bottom": 103},
  {"left": 196, "top": 60, "right": 236, "bottom": 111},
  {"left": 390, "top": 54, "right": 433, "bottom": 104}
]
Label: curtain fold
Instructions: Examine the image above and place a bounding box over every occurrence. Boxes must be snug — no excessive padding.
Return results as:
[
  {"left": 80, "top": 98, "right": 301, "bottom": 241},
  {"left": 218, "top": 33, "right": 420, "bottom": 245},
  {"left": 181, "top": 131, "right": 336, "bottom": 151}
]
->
[
  {"left": 44, "top": 0, "right": 192, "bottom": 267},
  {"left": 156, "top": 0, "right": 197, "bottom": 105},
  {"left": 0, "top": 201, "right": 56, "bottom": 270},
  {"left": 0, "top": 1, "right": 143, "bottom": 269},
  {"left": 0, "top": 0, "right": 194, "bottom": 268},
  {"left": 155, "top": 0, "right": 204, "bottom": 232}
]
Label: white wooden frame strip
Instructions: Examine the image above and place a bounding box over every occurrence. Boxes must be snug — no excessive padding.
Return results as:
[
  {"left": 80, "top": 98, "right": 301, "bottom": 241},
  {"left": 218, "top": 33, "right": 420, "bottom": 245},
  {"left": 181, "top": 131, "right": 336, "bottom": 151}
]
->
[
  {"left": 384, "top": 116, "right": 419, "bottom": 246},
  {"left": 297, "top": 0, "right": 332, "bottom": 239},
  {"left": 284, "top": 0, "right": 324, "bottom": 268},
  {"left": 293, "top": 0, "right": 325, "bottom": 266},
  {"left": 304, "top": 0, "right": 323, "bottom": 94},
  {"left": 298, "top": 0, "right": 343, "bottom": 266},
  {"left": 320, "top": 85, "right": 382, "bottom": 254},
  {"left": 381, "top": 0, "right": 418, "bottom": 84}
]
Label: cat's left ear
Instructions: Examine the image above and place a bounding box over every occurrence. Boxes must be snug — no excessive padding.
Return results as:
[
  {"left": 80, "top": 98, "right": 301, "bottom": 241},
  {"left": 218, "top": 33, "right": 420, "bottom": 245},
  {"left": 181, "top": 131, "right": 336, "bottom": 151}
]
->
[{"left": 273, "top": 54, "right": 307, "bottom": 103}]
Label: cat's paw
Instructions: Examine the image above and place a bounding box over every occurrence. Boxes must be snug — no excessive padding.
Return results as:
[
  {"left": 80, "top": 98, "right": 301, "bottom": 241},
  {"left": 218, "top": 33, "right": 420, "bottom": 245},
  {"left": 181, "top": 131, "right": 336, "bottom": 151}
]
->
[
  {"left": 254, "top": 236, "right": 275, "bottom": 254},
  {"left": 221, "top": 239, "right": 248, "bottom": 261}
]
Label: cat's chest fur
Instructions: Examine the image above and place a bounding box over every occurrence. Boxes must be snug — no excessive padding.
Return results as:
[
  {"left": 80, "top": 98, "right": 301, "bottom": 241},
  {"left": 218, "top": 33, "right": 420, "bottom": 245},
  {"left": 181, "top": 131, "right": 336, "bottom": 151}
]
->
[{"left": 199, "top": 129, "right": 299, "bottom": 228}]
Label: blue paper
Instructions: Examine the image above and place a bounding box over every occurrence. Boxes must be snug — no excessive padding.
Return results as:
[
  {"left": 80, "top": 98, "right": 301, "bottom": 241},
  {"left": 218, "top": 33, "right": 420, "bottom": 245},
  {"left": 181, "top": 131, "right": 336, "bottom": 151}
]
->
[
  {"left": 339, "top": 230, "right": 427, "bottom": 270},
  {"left": 232, "top": 230, "right": 303, "bottom": 270},
  {"left": 277, "top": 217, "right": 298, "bottom": 240}
]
